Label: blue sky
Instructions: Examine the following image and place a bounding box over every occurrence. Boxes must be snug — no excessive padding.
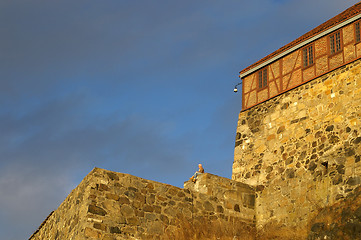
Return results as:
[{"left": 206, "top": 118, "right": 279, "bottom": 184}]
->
[{"left": 0, "top": 0, "right": 358, "bottom": 239}]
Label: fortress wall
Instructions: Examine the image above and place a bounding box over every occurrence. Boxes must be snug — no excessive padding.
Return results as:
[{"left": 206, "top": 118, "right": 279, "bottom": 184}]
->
[
  {"left": 30, "top": 168, "right": 256, "bottom": 240},
  {"left": 233, "top": 58, "right": 361, "bottom": 231},
  {"left": 184, "top": 173, "right": 256, "bottom": 223}
]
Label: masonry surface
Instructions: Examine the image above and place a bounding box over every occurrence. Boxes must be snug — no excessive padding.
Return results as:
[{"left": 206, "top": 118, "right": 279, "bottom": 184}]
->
[
  {"left": 233, "top": 58, "right": 361, "bottom": 238},
  {"left": 30, "top": 169, "right": 256, "bottom": 240}
]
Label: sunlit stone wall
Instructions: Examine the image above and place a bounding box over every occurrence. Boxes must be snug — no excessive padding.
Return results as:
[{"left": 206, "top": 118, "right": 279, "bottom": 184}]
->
[
  {"left": 30, "top": 168, "right": 256, "bottom": 240},
  {"left": 233, "top": 58, "right": 361, "bottom": 231}
]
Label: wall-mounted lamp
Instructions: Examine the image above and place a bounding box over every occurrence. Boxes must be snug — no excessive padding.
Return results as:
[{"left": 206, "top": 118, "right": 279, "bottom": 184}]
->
[{"left": 234, "top": 82, "right": 242, "bottom": 93}]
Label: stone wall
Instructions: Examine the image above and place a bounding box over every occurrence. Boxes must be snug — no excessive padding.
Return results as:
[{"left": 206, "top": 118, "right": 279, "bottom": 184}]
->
[
  {"left": 307, "top": 185, "right": 361, "bottom": 240},
  {"left": 184, "top": 173, "right": 255, "bottom": 224},
  {"left": 30, "top": 168, "right": 256, "bottom": 240},
  {"left": 233, "top": 58, "right": 361, "bottom": 235}
]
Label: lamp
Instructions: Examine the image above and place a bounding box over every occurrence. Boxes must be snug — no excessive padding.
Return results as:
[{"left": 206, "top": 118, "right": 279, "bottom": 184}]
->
[{"left": 234, "top": 82, "right": 242, "bottom": 93}]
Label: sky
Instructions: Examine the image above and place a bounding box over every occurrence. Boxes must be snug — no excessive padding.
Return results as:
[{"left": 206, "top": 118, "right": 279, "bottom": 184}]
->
[{"left": 0, "top": 0, "right": 359, "bottom": 239}]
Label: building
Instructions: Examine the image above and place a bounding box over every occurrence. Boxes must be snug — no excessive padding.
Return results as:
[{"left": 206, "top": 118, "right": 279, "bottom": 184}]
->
[
  {"left": 233, "top": 1, "right": 361, "bottom": 238},
  {"left": 239, "top": 1, "right": 361, "bottom": 110}
]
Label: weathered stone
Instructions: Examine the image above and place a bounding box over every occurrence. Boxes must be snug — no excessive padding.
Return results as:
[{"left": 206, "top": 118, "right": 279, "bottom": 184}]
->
[
  {"left": 177, "top": 191, "right": 185, "bottom": 198},
  {"left": 168, "top": 187, "right": 179, "bottom": 196},
  {"left": 160, "top": 214, "right": 169, "bottom": 224},
  {"left": 127, "top": 217, "right": 140, "bottom": 225},
  {"left": 120, "top": 205, "right": 134, "bottom": 217},
  {"left": 146, "top": 194, "right": 155, "bottom": 204},
  {"left": 264, "top": 168, "right": 273, "bottom": 177},
  {"left": 106, "top": 193, "right": 119, "bottom": 201},
  {"left": 85, "top": 227, "right": 102, "bottom": 238},
  {"left": 128, "top": 186, "right": 138, "bottom": 192},
  {"left": 133, "top": 209, "right": 144, "bottom": 218},
  {"left": 310, "top": 222, "right": 325, "bottom": 232},
  {"left": 93, "top": 222, "right": 107, "bottom": 231},
  {"left": 329, "top": 135, "right": 340, "bottom": 144},
  {"left": 102, "top": 234, "right": 116, "bottom": 240},
  {"left": 147, "top": 221, "right": 163, "bottom": 235},
  {"left": 106, "top": 172, "right": 119, "bottom": 181},
  {"left": 88, "top": 205, "right": 107, "bottom": 216},
  {"left": 346, "top": 176, "right": 361, "bottom": 186},
  {"left": 285, "top": 169, "right": 295, "bottom": 178},
  {"left": 164, "top": 207, "right": 177, "bottom": 218},
  {"left": 143, "top": 205, "right": 154, "bottom": 212},
  {"left": 132, "top": 200, "right": 143, "bottom": 209},
  {"left": 333, "top": 175, "right": 343, "bottom": 185},
  {"left": 234, "top": 204, "right": 240, "bottom": 212},
  {"left": 354, "top": 137, "right": 361, "bottom": 144},
  {"left": 325, "top": 125, "right": 334, "bottom": 131},
  {"left": 286, "top": 157, "right": 294, "bottom": 165},
  {"left": 145, "top": 213, "right": 157, "bottom": 221},
  {"left": 121, "top": 226, "right": 136, "bottom": 234},
  {"left": 119, "top": 196, "right": 130, "bottom": 204},
  {"left": 203, "top": 201, "right": 214, "bottom": 211},
  {"left": 308, "top": 162, "right": 317, "bottom": 171},
  {"left": 109, "top": 226, "right": 121, "bottom": 234},
  {"left": 337, "top": 165, "right": 345, "bottom": 174},
  {"left": 277, "top": 126, "right": 286, "bottom": 134},
  {"left": 134, "top": 192, "right": 145, "bottom": 203},
  {"left": 157, "top": 195, "right": 167, "bottom": 202},
  {"left": 98, "top": 183, "right": 110, "bottom": 191},
  {"left": 154, "top": 205, "right": 161, "bottom": 214},
  {"left": 225, "top": 201, "right": 233, "bottom": 209},
  {"left": 343, "top": 223, "right": 361, "bottom": 238}
]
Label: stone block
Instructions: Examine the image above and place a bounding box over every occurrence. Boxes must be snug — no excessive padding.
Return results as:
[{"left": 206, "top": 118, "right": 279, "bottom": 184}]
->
[
  {"left": 105, "top": 193, "right": 119, "bottom": 201},
  {"left": 88, "top": 204, "right": 107, "bottom": 216},
  {"left": 84, "top": 227, "right": 102, "bottom": 238},
  {"left": 120, "top": 205, "right": 134, "bottom": 217},
  {"left": 93, "top": 222, "right": 107, "bottom": 231},
  {"left": 147, "top": 221, "right": 163, "bottom": 235},
  {"left": 127, "top": 216, "right": 140, "bottom": 225}
]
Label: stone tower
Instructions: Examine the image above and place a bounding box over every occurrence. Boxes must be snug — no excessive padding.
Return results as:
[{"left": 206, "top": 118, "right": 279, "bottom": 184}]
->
[{"left": 233, "top": 1, "right": 361, "bottom": 237}]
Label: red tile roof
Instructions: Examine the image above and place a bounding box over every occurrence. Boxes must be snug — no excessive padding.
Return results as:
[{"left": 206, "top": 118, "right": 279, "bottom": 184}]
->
[{"left": 239, "top": 1, "right": 361, "bottom": 76}]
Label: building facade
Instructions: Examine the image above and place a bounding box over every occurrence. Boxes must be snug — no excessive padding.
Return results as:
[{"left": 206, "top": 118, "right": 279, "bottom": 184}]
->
[
  {"left": 234, "top": 1, "right": 361, "bottom": 233},
  {"left": 240, "top": 2, "right": 361, "bottom": 110}
]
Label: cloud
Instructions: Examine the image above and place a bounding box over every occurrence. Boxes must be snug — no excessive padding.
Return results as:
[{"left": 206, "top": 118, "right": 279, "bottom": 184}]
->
[
  {"left": 0, "top": 163, "right": 74, "bottom": 240},
  {"left": 0, "top": 90, "right": 195, "bottom": 239}
]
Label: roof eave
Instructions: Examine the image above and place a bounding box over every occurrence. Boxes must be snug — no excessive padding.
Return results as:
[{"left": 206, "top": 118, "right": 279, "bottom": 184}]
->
[{"left": 239, "top": 12, "right": 361, "bottom": 79}]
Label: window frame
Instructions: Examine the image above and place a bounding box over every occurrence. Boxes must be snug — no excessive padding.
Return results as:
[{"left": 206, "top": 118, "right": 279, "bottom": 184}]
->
[
  {"left": 257, "top": 67, "right": 268, "bottom": 90},
  {"left": 355, "top": 20, "right": 361, "bottom": 43},
  {"left": 329, "top": 30, "right": 342, "bottom": 55},
  {"left": 302, "top": 44, "right": 314, "bottom": 69}
]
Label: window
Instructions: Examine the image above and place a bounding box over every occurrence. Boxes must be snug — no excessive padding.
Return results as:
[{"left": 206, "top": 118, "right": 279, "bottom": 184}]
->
[
  {"left": 356, "top": 21, "right": 361, "bottom": 43},
  {"left": 258, "top": 68, "right": 267, "bottom": 89},
  {"left": 302, "top": 45, "right": 314, "bottom": 68},
  {"left": 329, "top": 31, "right": 342, "bottom": 54}
]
